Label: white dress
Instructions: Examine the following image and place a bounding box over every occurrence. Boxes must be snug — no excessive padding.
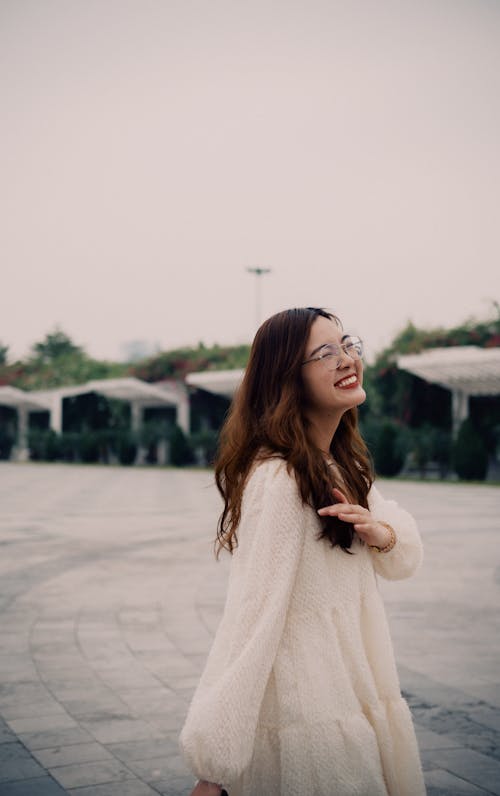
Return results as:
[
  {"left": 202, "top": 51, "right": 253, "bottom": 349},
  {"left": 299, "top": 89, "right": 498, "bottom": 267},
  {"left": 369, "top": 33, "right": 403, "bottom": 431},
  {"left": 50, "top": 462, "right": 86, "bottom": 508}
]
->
[{"left": 178, "top": 457, "right": 426, "bottom": 796}]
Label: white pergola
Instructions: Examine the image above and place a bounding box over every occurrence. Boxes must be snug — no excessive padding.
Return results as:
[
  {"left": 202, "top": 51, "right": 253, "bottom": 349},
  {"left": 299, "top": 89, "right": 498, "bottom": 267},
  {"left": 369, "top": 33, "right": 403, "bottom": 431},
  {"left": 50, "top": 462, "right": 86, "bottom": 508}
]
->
[
  {"left": 397, "top": 346, "right": 500, "bottom": 434},
  {"left": 186, "top": 368, "right": 245, "bottom": 398},
  {"left": 30, "top": 377, "right": 189, "bottom": 434},
  {"left": 0, "top": 386, "right": 50, "bottom": 461},
  {"left": 0, "top": 377, "right": 190, "bottom": 461}
]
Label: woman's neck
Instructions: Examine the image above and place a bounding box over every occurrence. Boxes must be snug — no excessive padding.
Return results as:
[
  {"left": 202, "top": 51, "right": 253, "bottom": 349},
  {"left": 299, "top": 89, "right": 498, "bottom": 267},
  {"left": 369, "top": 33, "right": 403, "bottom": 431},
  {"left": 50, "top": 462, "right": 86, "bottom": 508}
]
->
[{"left": 306, "top": 412, "right": 342, "bottom": 457}]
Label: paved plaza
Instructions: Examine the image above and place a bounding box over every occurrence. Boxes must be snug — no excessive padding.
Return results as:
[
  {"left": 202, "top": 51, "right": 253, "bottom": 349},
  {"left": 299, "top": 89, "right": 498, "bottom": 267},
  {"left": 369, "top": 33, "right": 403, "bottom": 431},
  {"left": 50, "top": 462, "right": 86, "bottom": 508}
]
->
[{"left": 0, "top": 462, "right": 499, "bottom": 796}]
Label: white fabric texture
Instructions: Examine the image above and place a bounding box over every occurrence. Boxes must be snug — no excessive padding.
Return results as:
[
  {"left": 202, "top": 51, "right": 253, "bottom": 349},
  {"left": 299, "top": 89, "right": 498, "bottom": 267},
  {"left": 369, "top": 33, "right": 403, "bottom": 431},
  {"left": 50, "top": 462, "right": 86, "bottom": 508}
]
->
[{"left": 178, "top": 457, "right": 426, "bottom": 796}]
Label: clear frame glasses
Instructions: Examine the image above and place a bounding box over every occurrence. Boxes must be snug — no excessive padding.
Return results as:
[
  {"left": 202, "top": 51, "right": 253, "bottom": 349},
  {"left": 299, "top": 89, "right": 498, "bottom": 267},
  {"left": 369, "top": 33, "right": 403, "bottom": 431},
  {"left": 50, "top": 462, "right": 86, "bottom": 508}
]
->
[{"left": 302, "top": 336, "right": 364, "bottom": 371}]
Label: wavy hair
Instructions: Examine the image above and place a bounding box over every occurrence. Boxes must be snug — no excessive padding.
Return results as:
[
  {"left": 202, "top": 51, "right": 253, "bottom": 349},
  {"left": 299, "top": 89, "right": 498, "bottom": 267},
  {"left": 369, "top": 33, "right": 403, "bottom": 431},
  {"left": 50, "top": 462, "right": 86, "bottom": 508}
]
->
[{"left": 213, "top": 307, "right": 374, "bottom": 559}]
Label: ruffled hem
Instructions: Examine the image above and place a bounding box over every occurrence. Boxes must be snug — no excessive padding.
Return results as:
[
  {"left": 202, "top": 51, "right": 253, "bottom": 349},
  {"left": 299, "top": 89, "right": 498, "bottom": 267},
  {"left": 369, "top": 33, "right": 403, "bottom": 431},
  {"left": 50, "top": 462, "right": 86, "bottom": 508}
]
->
[
  {"left": 361, "top": 696, "right": 426, "bottom": 796},
  {"left": 212, "top": 697, "right": 424, "bottom": 796}
]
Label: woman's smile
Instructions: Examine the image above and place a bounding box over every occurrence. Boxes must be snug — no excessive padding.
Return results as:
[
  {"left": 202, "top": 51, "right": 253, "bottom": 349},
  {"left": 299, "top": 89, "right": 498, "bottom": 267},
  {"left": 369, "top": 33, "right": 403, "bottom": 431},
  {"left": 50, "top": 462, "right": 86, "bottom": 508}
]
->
[{"left": 334, "top": 374, "right": 360, "bottom": 390}]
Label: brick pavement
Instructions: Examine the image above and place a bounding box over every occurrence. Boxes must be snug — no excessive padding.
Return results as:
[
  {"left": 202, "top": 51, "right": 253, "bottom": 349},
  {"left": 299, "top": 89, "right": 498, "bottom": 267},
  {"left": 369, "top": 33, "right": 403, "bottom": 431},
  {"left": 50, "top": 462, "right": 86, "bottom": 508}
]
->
[{"left": 0, "top": 462, "right": 498, "bottom": 795}]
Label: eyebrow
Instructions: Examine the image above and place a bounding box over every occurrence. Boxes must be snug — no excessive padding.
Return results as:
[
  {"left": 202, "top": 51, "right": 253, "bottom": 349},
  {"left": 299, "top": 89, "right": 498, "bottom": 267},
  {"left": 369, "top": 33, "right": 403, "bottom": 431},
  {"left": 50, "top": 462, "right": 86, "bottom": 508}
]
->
[{"left": 308, "top": 334, "right": 351, "bottom": 358}]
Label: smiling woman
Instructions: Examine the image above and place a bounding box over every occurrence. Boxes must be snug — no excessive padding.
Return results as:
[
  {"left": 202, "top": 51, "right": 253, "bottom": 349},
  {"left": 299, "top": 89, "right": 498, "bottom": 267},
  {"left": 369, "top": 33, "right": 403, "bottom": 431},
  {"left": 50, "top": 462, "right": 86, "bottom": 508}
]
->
[{"left": 179, "top": 307, "right": 425, "bottom": 796}]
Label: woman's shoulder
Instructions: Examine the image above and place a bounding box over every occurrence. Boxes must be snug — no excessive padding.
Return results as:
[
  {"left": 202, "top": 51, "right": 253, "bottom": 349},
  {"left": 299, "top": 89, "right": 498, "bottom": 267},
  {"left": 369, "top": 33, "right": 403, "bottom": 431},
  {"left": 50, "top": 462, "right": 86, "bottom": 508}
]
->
[
  {"left": 248, "top": 450, "right": 288, "bottom": 481},
  {"left": 245, "top": 450, "right": 298, "bottom": 495},
  {"left": 242, "top": 452, "right": 305, "bottom": 520}
]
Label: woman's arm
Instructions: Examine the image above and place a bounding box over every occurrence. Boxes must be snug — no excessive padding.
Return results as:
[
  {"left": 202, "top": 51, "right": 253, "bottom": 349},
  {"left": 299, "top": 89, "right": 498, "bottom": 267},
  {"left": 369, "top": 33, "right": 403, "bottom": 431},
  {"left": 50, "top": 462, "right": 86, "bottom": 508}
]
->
[
  {"left": 366, "top": 483, "right": 424, "bottom": 580},
  {"left": 179, "top": 457, "right": 306, "bottom": 786},
  {"left": 317, "top": 482, "right": 423, "bottom": 581}
]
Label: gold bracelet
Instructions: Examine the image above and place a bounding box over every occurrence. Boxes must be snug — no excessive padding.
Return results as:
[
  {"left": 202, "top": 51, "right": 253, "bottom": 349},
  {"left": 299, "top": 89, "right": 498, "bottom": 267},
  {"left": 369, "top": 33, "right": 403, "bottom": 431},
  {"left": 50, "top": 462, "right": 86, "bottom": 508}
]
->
[{"left": 369, "top": 522, "right": 396, "bottom": 553}]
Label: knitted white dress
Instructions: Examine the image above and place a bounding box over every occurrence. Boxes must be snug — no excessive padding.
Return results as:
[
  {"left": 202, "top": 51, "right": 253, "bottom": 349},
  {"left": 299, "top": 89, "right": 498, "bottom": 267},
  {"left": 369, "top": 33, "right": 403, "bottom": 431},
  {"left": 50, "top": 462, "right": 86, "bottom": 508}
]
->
[{"left": 178, "top": 457, "right": 426, "bottom": 796}]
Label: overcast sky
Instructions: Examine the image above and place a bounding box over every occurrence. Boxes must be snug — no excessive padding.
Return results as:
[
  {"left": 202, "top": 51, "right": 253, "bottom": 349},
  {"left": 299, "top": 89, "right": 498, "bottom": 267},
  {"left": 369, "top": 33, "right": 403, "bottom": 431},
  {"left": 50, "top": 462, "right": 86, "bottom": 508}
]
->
[{"left": 2, "top": 0, "right": 499, "bottom": 365}]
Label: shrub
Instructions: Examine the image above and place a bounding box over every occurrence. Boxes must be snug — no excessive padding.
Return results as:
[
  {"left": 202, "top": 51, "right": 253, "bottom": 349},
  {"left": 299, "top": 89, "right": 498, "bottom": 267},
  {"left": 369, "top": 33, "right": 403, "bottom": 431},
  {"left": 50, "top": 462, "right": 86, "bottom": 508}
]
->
[
  {"left": 0, "top": 427, "right": 16, "bottom": 460},
  {"left": 59, "top": 432, "right": 80, "bottom": 461},
  {"left": 373, "top": 421, "right": 406, "bottom": 477},
  {"left": 411, "top": 424, "right": 435, "bottom": 477},
  {"left": 28, "top": 428, "right": 61, "bottom": 461},
  {"left": 115, "top": 430, "right": 138, "bottom": 465},
  {"left": 431, "top": 428, "right": 452, "bottom": 478},
  {"left": 190, "top": 428, "right": 219, "bottom": 466},
  {"left": 78, "top": 431, "right": 101, "bottom": 463},
  {"left": 169, "top": 424, "right": 193, "bottom": 466},
  {"left": 452, "top": 419, "right": 489, "bottom": 481}
]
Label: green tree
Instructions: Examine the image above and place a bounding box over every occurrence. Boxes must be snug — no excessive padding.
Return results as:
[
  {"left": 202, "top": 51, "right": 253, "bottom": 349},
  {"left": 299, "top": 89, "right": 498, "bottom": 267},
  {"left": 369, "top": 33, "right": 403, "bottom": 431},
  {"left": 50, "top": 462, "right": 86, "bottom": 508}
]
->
[
  {"left": 32, "top": 328, "right": 84, "bottom": 362},
  {"left": 0, "top": 343, "right": 8, "bottom": 366}
]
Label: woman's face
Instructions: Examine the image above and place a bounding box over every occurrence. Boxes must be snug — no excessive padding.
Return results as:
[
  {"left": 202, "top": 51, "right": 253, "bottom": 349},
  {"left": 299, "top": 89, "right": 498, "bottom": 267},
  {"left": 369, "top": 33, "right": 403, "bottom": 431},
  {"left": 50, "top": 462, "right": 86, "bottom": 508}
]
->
[{"left": 301, "top": 315, "right": 366, "bottom": 416}]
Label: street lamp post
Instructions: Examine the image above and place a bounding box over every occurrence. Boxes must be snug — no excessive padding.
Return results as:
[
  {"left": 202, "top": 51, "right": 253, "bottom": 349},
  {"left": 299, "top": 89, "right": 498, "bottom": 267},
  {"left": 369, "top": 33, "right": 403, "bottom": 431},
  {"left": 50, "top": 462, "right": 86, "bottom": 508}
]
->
[{"left": 246, "top": 267, "right": 271, "bottom": 329}]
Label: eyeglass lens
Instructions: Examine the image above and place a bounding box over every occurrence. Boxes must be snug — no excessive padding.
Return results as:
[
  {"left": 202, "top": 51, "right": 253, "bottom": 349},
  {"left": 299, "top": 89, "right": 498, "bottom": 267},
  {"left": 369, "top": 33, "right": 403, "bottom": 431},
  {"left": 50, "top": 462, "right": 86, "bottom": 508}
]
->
[{"left": 321, "top": 340, "right": 363, "bottom": 369}]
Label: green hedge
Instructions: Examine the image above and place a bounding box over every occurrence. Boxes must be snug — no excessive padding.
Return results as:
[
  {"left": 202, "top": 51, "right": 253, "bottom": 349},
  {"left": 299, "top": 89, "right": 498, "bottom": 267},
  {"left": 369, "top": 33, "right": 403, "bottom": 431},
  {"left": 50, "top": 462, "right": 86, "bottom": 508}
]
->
[{"left": 452, "top": 419, "right": 489, "bottom": 481}]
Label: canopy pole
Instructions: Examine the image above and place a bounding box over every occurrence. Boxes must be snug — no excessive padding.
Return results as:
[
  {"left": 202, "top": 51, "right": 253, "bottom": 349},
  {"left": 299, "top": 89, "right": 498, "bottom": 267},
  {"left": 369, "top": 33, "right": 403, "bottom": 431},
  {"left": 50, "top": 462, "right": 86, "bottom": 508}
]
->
[
  {"left": 452, "top": 389, "right": 469, "bottom": 436},
  {"left": 13, "top": 406, "right": 29, "bottom": 461}
]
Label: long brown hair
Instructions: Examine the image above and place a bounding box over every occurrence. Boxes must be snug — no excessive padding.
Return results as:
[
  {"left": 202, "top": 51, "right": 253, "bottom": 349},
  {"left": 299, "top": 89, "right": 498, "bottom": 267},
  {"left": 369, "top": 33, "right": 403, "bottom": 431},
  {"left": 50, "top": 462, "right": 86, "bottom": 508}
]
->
[{"left": 213, "top": 307, "right": 374, "bottom": 559}]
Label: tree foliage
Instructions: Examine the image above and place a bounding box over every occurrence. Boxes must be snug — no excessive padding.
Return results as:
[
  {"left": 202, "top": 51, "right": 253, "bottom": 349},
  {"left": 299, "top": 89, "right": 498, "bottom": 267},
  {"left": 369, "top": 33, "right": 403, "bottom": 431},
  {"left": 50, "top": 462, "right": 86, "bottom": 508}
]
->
[
  {"left": 31, "top": 328, "right": 84, "bottom": 362},
  {"left": 0, "top": 328, "right": 128, "bottom": 390},
  {"left": 133, "top": 342, "right": 250, "bottom": 382},
  {"left": 0, "top": 343, "right": 8, "bottom": 366}
]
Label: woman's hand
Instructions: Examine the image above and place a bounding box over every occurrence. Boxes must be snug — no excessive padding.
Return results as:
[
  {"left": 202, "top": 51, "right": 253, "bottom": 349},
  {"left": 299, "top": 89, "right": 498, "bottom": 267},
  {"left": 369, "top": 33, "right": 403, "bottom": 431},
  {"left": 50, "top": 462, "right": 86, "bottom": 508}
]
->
[
  {"left": 189, "top": 780, "right": 223, "bottom": 796},
  {"left": 318, "top": 488, "right": 392, "bottom": 549}
]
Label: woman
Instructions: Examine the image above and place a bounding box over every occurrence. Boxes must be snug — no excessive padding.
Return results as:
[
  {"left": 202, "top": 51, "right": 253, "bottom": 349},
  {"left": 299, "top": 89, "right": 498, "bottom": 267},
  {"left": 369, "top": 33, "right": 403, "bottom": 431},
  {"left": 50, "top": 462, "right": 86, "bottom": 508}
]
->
[{"left": 179, "top": 307, "right": 426, "bottom": 796}]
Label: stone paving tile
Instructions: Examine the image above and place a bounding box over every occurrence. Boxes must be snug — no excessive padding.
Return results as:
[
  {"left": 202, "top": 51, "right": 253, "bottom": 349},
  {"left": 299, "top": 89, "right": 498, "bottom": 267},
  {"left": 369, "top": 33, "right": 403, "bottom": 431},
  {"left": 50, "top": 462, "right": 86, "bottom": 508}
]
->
[
  {"left": 467, "top": 704, "right": 500, "bottom": 734},
  {"left": 421, "top": 747, "right": 500, "bottom": 794},
  {"left": 105, "top": 736, "right": 179, "bottom": 762},
  {"left": 1, "top": 701, "right": 68, "bottom": 721},
  {"left": 409, "top": 697, "right": 500, "bottom": 763},
  {"left": 0, "top": 756, "right": 46, "bottom": 784},
  {"left": 78, "top": 717, "right": 166, "bottom": 744},
  {"left": 58, "top": 695, "right": 131, "bottom": 718},
  {"left": 6, "top": 715, "right": 78, "bottom": 735},
  {"left": 17, "top": 727, "right": 95, "bottom": 752},
  {"left": 414, "top": 723, "right": 463, "bottom": 751},
  {"left": 124, "top": 753, "right": 192, "bottom": 783},
  {"left": 0, "top": 777, "right": 68, "bottom": 795},
  {"left": 425, "top": 768, "right": 494, "bottom": 795},
  {"left": 142, "top": 713, "right": 187, "bottom": 735},
  {"left": 0, "top": 742, "right": 35, "bottom": 765},
  {"left": 0, "top": 716, "right": 17, "bottom": 744},
  {"left": 47, "top": 758, "right": 134, "bottom": 789},
  {"left": 66, "top": 781, "right": 159, "bottom": 796},
  {"left": 0, "top": 726, "right": 16, "bottom": 744},
  {"left": 31, "top": 741, "right": 114, "bottom": 768},
  {"left": 0, "top": 739, "right": 51, "bottom": 790},
  {"left": 155, "top": 777, "right": 195, "bottom": 796}
]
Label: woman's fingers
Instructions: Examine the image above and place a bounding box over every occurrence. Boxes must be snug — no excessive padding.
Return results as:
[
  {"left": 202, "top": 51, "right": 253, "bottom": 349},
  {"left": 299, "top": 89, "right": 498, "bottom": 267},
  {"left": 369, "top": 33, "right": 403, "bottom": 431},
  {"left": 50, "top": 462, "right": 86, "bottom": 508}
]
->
[
  {"left": 331, "top": 487, "right": 349, "bottom": 503},
  {"left": 318, "top": 504, "right": 369, "bottom": 520},
  {"left": 338, "top": 512, "right": 368, "bottom": 524}
]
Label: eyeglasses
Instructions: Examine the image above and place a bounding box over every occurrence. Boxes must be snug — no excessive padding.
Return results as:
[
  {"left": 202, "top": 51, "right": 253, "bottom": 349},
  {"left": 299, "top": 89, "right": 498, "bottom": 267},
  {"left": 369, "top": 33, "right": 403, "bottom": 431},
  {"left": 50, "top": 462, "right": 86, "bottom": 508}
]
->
[{"left": 302, "top": 337, "right": 364, "bottom": 371}]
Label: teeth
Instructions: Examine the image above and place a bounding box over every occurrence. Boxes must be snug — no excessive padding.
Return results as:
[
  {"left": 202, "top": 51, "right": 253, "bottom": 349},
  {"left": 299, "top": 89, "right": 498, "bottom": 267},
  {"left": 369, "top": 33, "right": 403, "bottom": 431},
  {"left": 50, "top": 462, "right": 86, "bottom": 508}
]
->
[{"left": 336, "top": 375, "right": 357, "bottom": 387}]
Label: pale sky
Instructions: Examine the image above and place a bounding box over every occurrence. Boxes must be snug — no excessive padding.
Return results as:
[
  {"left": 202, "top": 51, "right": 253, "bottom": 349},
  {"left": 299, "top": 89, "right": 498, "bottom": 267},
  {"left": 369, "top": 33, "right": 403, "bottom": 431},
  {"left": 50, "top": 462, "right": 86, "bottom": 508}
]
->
[{"left": 2, "top": 0, "right": 499, "bottom": 365}]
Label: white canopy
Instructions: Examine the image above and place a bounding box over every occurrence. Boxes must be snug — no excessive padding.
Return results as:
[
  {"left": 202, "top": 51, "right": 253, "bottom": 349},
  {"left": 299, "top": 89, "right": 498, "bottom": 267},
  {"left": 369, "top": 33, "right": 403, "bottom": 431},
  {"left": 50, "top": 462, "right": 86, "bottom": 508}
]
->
[
  {"left": 397, "top": 346, "right": 500, "bottom": 396},
  {"left": 31, "top": 377, "right": 182, "bottom": 410},
  {"left": 397, "top": 346, "right": 500, "bottom": 434},
  {"left": 0, "top": 378, "right": 189, "bottom": 460},
  {"left": 186, "top": 368, "right": 244, "bottom": 398},
  {"left": 0, "top": 385, "right": 50, "bottom": 412}
]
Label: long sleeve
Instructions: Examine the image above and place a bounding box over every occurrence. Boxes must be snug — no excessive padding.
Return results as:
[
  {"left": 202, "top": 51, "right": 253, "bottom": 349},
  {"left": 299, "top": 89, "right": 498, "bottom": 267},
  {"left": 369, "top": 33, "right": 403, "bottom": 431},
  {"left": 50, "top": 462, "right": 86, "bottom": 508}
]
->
[
  {"left": 178, "top": 457, "right": 307, "bottom": 786},
  {"left": 367, "top": 482, "right": 423, "bottom": 581}
]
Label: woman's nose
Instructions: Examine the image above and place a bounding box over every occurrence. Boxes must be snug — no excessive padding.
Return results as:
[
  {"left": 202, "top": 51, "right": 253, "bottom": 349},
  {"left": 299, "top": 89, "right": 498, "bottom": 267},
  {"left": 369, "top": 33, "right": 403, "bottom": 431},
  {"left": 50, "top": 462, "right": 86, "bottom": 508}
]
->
[{"left": 337, "top": 348, "right": 355, "bottom": 368}]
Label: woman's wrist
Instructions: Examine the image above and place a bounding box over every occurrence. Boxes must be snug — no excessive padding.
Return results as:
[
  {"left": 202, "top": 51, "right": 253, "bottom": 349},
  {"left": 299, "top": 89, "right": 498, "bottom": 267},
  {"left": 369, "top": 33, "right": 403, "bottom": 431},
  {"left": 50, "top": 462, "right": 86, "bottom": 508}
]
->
[
  {"left": 197, "top": 780, "right": 223, "bottom": 794},
  {"left": 369, "top": 522, "right": 396, "bottom": 553}
]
